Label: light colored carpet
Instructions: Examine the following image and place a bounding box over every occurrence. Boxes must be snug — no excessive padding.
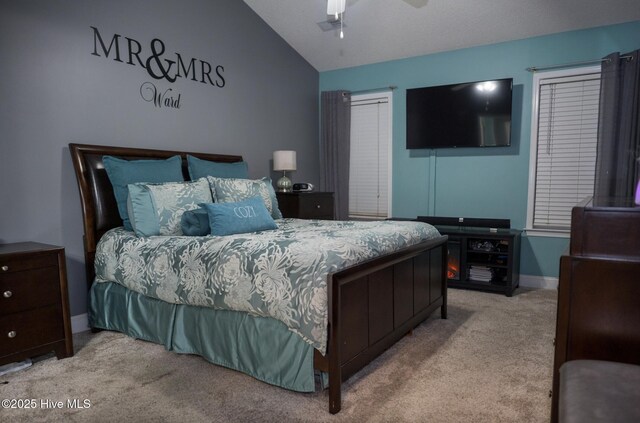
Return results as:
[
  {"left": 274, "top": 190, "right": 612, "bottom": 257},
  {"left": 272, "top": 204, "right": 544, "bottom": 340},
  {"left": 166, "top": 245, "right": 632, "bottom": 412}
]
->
[{"left": 1, "top": 288, "right": 556, "bottom": 422}]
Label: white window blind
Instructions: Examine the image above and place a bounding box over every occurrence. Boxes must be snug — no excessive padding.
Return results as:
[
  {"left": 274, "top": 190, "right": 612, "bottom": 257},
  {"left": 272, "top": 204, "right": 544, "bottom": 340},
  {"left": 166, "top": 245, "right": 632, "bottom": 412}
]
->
[
  {"left": 349, "top": 94, "right": 391, "bottom": 219},
  {"left": 532, "top": 72, "right": 600, "bottom": 230}
]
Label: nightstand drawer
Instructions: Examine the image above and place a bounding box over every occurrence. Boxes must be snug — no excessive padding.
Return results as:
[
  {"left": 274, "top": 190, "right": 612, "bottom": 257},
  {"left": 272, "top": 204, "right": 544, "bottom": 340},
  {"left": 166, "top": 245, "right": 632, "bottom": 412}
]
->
[
  {"left": 0, "top": 305, "right": 64, "bottom": 356},
  {"left": 0, "top": 243, "right": 73, "bottom": 365},
  {"left": 277, "top": 192, "right": 335, "bottom": 219},
  {"left": 0, "top": 267, "right": 61, "bottom": 315},
  {"left": 0, "top": 253, "right": 58, "bottom": 274},
  {"left": 299, "top": 196, "right": 333, "bottom": 218}
]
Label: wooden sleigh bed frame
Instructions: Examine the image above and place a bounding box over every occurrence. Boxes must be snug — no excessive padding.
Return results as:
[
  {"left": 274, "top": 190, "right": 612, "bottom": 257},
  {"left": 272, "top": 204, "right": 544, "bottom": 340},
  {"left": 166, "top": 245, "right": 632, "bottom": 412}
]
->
[{"left": 69, "top": 143, "right": 448, "bottom": 414}]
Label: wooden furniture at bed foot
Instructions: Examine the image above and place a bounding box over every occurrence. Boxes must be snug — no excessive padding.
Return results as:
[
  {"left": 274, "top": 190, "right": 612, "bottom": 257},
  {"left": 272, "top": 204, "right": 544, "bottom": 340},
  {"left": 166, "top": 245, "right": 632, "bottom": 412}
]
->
[
  {"left": 276, "top": 191, "right": 334, "bottom": 219},
  {"left": 324, "top": 240, "right": 448, "bottom": 413},
  {"left": 550, "top": 198, "right": 640, "bottom": 422},
  {"left": 0, "top": 242, "right": 73, "bottom": 366}
]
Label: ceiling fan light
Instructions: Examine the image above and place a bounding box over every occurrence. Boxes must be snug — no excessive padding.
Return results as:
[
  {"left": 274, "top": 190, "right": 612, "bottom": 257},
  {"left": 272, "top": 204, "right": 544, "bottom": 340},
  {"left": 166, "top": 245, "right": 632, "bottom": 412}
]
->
[{"left": 327, "top": 0, "right": 346, "bottom": 16}]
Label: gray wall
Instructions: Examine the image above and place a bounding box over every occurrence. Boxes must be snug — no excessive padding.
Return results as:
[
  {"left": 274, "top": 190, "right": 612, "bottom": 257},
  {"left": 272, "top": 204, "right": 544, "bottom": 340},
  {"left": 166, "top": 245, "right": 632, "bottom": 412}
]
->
[{"left": 0, "top": 0, "right": 319, "bottom": 316}]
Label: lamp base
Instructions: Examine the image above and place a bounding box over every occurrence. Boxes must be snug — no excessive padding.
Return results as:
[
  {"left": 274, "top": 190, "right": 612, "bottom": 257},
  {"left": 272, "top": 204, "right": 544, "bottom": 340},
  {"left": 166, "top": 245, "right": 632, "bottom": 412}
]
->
[{"left": 277, "top": 174, "right": 292, "bottom": 192}]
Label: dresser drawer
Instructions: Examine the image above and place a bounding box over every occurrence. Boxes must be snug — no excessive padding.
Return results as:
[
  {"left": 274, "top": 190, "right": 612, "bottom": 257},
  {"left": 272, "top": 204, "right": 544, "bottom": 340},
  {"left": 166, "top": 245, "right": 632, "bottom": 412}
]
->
[
  {"left": 0, "top": 253, "right": 58, "bottom": 274},
  {"left": 0, "top": 267, "right": 61, "bottom": 315},
  {"left": 0, "top": 305, "right": 64, "bottom": 357}
]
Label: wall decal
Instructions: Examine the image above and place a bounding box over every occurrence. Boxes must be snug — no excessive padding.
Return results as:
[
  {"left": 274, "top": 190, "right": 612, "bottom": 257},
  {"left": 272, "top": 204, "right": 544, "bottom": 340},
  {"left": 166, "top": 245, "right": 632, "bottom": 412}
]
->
[
  {"left": 140, "top": 82, "right": 181, "bottom": 109},
  {"left": 90, "top": 26, "right": 225, "bottom": 109}
]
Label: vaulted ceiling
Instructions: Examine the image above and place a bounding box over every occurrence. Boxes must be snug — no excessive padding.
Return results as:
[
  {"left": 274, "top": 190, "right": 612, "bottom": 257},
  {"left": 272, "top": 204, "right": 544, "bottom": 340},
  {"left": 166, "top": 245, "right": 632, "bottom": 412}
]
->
[{"left": 243, "top": 0, "right": 640, "bottom": 72}]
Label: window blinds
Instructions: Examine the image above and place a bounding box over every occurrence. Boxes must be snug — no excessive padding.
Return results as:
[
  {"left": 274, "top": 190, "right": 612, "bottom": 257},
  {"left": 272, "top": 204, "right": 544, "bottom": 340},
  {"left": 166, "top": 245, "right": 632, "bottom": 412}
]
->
[
  {"left": 349, "top": 96, "right": 390, "bottom": 219},
  {"left": 533, "top": 73, "right": 600, "bottom": 230}
]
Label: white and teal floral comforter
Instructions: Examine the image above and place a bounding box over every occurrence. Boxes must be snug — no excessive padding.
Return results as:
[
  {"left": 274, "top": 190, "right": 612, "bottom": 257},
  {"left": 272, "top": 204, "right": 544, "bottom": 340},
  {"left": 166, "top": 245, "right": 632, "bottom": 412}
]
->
[{"left": 94, "top": 218, "right": 441, "bottom": 354}]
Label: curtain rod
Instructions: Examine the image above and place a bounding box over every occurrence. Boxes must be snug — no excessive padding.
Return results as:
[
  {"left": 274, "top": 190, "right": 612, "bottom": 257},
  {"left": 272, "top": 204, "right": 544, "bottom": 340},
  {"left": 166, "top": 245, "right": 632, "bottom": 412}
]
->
[
  {"left": 526, "top": 55, "right": 633, "bottom": 72},
  {"left": 344, "top": 86, "right": 397, "bottom": 95}
]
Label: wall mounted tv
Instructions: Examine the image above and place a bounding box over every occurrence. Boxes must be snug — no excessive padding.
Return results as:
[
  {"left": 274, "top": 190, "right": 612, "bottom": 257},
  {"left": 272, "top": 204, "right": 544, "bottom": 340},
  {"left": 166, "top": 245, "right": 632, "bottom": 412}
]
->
[{"left": 406, "top": 78, "right": 513, "bottom": 149}]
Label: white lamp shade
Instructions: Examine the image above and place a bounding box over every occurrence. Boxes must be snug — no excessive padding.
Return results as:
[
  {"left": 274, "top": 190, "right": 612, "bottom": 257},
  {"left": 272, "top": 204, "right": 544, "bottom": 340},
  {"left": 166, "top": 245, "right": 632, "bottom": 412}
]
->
[
  {"left": 327, "top": 0, "right": 346, "bottom": 15},
  {"left": 273, "top": 150, "right": 297, "bottom": 171}
]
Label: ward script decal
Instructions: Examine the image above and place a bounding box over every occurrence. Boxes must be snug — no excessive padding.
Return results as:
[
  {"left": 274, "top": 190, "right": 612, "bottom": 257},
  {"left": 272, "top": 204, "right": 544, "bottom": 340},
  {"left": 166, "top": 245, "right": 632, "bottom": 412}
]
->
[{"left": 90, "top": 26, "right": 226, "bottom": 110}]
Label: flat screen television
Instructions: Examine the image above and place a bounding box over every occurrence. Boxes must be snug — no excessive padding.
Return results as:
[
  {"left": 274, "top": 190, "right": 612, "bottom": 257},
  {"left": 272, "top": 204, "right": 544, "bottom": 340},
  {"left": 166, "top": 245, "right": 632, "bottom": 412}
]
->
[{"left": 406, "top": 78, "right": 513, "bottom": 149}]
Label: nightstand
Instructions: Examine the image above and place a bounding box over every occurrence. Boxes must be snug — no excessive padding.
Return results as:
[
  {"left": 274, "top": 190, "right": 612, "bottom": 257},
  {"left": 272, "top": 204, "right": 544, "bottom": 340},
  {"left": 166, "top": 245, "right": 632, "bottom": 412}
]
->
[
  {"left": 276, "top": 192, "right": 335, "bottom": 220},
  {"left": 0, "top": 242, "right": 73, "bottom": 366}
]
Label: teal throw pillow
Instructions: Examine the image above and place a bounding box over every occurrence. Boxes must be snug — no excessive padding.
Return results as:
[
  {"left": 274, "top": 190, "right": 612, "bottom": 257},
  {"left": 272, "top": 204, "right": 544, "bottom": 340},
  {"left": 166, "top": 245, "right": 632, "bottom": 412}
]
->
[
  {"left": 201, "top": 197, "right": 277, "bottom": 236},
  {"left": 127, "top": 178, "right": 212, "bottom": 237},
  {"left": 187, "top": 155, "right": 249, "bottom": 180},
  {"left": 207, "top": 176, "right": 283, "bottom": 220},
  {"left": 180, "top": 208, "right": 210, "bottom": 236},
  {"left": 103, "top": 155, "right": 184, "bottom": 231}
]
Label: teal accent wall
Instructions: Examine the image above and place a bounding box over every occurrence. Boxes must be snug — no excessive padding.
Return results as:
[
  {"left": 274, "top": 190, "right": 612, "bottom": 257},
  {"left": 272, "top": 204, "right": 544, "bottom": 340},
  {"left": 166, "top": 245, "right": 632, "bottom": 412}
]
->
[{"left": 320, "top": 21, "right": 640, "bottom": 278}]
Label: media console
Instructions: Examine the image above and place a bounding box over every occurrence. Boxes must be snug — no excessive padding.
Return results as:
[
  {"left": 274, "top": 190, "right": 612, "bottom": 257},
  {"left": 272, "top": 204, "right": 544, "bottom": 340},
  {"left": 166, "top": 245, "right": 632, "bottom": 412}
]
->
[{"left": 416, "top": 216, "right": 521, "bottom": 297}]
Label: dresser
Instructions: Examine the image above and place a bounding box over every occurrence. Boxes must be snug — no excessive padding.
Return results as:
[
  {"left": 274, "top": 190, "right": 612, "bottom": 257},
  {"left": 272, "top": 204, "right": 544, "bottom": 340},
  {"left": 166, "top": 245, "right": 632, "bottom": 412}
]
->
[
  {"left": 550, "top": 198, "right": 640, "bottom": 422},
  {"left": 276, "top": 192, "right": 335, "bottom": 220},
  {"left": 0, "top": 242, "right": 74, "bottom": 365}
]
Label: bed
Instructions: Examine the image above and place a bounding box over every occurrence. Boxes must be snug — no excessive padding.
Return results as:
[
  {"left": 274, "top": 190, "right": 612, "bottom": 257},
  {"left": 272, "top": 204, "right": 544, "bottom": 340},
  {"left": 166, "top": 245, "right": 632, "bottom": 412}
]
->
[{"left": 69, "top": 143, "right": 448, "bottom": 414}]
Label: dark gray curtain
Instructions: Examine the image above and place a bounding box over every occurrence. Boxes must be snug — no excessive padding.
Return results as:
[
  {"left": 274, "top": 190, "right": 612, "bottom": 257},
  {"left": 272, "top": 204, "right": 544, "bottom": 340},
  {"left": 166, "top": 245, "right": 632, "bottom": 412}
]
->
[
  {"left": 594, "top": 50, "right": 640, "bottom": 200},
  {"left": 320, "top": 90, "right": 351, "bottom": 220}
]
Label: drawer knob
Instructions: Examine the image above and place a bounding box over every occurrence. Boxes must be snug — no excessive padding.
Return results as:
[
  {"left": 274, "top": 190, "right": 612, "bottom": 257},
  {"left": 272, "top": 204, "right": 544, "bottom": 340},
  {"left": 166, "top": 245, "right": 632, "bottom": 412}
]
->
[
  {"left": 7, "top": 331, "right": 16, "bottom": 339},
  {"left": 3, "top": 290, "right": 12, "bottom": 298},
  {"left": 1, "top": 265, "right": 8, "bottom": 272},
  {"left": 316, "top": 205, "right": 321, "bottom": 209}
]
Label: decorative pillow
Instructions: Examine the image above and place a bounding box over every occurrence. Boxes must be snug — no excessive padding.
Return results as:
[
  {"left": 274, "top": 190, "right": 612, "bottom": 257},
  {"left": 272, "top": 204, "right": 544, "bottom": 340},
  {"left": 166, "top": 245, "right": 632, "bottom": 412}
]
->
[
  {"left": 103, "top": 155, "right": 184, "bottom": 231},
  {"left": 207, "top": 176, "right": 283, "bottom": 220},
  {"left": 264, "top": 180, "right": 284, "bottom": 220},
  {"left": 201, "top": 197, "right": 277, "bottom": 236},
  {"left": 180, "top": 208, "right": 210, "bottom": 236},
  {"left": 127, "top": 178, "right": 212, "bottom": 237},
  {"left": 187, "top": 155, "right": 249, "bottom": 180}
]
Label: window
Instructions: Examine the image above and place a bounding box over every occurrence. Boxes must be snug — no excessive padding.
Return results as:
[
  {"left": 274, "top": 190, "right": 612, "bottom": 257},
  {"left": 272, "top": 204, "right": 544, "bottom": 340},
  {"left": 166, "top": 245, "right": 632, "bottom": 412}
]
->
[
  {"left": 526, "top": 66, "right": 601, "bottom": 235},
  {"left": 349, "top": 92, "right": 392, "bottom": 219}
]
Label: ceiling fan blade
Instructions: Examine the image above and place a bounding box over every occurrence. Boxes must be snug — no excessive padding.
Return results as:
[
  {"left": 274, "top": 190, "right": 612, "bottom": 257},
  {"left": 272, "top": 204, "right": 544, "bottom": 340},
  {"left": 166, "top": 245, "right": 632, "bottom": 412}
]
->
[{"left": 402, "top": 0, "right": 429, "bottom": 8}]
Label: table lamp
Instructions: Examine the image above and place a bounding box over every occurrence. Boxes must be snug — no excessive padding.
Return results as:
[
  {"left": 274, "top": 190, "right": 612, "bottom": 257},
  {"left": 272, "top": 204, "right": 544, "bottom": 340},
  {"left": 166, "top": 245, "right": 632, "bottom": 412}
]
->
[{"left": 273, "top": 150, "right": 296, "bottom": 192}]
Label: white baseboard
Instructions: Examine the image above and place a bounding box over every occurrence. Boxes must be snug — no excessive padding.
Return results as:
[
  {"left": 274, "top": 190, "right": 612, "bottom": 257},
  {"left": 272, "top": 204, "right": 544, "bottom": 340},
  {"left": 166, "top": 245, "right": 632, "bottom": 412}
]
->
[
  {"left": 71, "top": 313, "right": 90, "bottom": 334},
  {"left": 520, "top": 274, "right": 558, "bottom": 290}
]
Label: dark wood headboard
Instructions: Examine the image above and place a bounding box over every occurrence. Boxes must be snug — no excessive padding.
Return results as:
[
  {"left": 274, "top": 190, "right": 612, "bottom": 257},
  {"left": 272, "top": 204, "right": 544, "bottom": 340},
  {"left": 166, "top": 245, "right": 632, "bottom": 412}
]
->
[{"left": 69, "top": 143, "right": 243, "bottom": 288}]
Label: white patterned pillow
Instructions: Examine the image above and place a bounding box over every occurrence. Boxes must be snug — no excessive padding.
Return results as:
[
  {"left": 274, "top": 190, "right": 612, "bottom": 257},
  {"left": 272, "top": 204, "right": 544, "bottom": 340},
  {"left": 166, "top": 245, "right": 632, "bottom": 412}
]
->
[
  {"left": 127, "top": 178, "right": 212, "bottom": 237},
  {"left": 206, "top": 176, "right": 282, "bottom": 219}
]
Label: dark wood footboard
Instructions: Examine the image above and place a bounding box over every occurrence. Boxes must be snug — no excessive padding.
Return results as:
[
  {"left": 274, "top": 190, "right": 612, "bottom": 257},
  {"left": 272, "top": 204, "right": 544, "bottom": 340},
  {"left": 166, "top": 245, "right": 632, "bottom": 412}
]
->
[{"left": 325, "top": 237, "right": 448, "bottom": 413}]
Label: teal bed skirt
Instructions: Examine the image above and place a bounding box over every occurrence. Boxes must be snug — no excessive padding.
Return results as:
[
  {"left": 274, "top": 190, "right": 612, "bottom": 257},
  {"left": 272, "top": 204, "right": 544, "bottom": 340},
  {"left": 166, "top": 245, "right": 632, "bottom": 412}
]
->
[{"left": 89, "top": 282, "right": 318, "bottom": 392}]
